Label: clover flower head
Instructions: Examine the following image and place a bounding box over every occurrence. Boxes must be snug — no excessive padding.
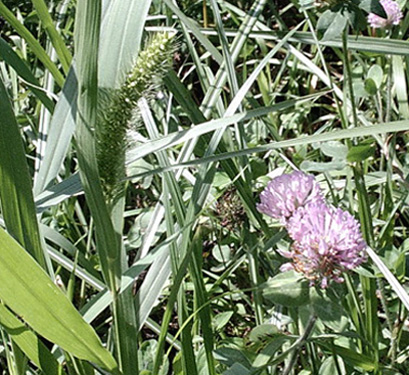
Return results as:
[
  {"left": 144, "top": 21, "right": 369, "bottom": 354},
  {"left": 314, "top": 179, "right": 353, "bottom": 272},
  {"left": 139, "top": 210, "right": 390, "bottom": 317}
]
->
[
  {"left": 283, "top": 203, "right": 367, "bottom": 288},
  {"left": 368, "top": 0, "right": 403, "bottom": 28},
  {"left": 257, "top": 171, "right": 323, "bottom": 223}
]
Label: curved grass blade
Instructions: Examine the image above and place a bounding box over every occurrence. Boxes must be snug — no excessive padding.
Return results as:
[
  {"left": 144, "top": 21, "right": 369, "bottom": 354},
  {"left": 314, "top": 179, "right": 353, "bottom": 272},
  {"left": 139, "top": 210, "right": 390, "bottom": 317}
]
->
[
  {"left": 366, "top": 246, "right": 409, "bottom": 312},
  {"left": 33, "top": 68, "right": 78, "bottom": 196},
  {"left": 200, "top": 29, "right": 409, "bottom": 56},
  {"left": 126, "top": 95, "right": 321, "bottom": 165},
  {"left": 128, "top": 119, "right": 409, "bottom": 178},
  {"left": 163, "top": 0, "right": 223, "bottom": 65}
]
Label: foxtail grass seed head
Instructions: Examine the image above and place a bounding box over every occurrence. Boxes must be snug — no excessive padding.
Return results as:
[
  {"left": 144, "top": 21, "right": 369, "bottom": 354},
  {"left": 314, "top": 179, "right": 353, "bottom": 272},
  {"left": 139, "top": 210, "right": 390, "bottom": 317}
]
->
[
  {"left": 368, "top": 0, "right": 403, "bottom": 28},
  {"left": 97, "top": 32, "right": 175, "bottom": 199},
  {"left": 284, "top": 203, "right": 367, "bottom": 288},
  {"left": 257, "top": 171, "right": 324, "bottom": 223}
]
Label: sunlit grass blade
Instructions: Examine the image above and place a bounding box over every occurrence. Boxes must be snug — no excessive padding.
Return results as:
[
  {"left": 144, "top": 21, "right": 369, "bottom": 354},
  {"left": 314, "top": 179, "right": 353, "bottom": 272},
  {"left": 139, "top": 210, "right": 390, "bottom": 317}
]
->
[
  {"left": 33, "top": 68, "right": 78, "bottom": 196},
  {"left": 200, "top": 29, "right": 409, "bottom": 56},
  {"left": 163, "top": 0, "right": 223, "bottom": 64},
  {"left": 99, "top": 0, "right": 153, "bottom": 89},
  {"left": 366, "top": 246, "right": 409, "bottom": 312},
  {"left": 127, "top": 95, "right": 323, "bottom": 165},
  {"left": 140, "top": 98, "right": 198, "bottom": 374}
]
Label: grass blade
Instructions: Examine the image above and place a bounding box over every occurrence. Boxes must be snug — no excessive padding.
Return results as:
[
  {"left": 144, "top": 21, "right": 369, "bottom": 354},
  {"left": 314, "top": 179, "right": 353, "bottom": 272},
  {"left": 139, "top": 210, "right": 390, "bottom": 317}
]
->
[
  {"left": 0, "top": 227, "right": 119, "bottom": 373},
  {"left": 31, "top": 0, "right": 72, "bottom": 73},
  {"left": 33, "top": 68, "right": 77, "bottom": 195},
  {"left": 99, "top": 0, "right": 153, "bottom": 88},
  {"left": 0, "top": 38, "right": 55, "bottom": 112},
  {"left": 0, "top": 76, "right": 48, "bottom": 270},
  {"left": 0, "top": 1, "right": 64, "bottom": 87}
]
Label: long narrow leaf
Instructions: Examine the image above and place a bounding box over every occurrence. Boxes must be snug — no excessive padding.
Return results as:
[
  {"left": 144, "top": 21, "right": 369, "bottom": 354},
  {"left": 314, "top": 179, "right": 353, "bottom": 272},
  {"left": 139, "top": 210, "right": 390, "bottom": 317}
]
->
[
  {"left": 31, "top": 0, "right": 72, "bottom": 73},
  {"left": 0, "top": 38, "right": 55, "bottom": 112},
  {"left": 74, "top": 0, "right": 121, "bottom": 290},
  {"left": 0, "top": 1, "right": 64, "bottom": 87},
  {"left": 99, "top": 0, "right": 153, "bottom": 88},
  {"left": 0, "top": 76, "right": 48, "bottom": 269},
  {"left": 0, "top": 227, "right": 119, "bottom": 373}
]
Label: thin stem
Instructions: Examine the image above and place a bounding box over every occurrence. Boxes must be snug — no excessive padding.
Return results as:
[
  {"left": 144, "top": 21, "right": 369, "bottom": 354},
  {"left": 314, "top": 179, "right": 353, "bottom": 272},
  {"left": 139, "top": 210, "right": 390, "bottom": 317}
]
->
[
  {"left": 342, "top": 26, "right": 359, "bottom": 129},
  {"left": 282, "top": 314, "right": 317, "bottom": 375}
]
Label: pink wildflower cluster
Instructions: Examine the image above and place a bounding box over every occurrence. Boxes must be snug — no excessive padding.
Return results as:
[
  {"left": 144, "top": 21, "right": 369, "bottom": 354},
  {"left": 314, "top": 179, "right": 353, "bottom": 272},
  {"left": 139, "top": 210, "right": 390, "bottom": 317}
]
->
[
  {"left": 258, "top": 171, "right": 367, "bottom": 288},
  {"left": 368, "top": 0, "right": 403, "bottom": 28},
  {"left": 257, "top": 171, "right": 323, "bottom": 223}
]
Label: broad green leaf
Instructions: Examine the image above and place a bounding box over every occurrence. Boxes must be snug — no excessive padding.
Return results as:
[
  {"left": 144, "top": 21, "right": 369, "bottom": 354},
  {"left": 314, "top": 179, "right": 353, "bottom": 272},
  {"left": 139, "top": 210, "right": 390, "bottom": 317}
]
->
[
  {"left": 319, "top": 141, "right": 348, "bottom": 159},
  {"left": 358, "top": 0, "right": 386, "bottom": 16},
  {"left": 317, "top": 342, "right": 377, "bottom": 371},
  {"left": 252, "top": 336, "right": 289, "bottom": 368},
  {"left": 364, "top": 78, "right": 378, "bottom": 95},
  {"left": 301, "top": 160, "right": 346, "bottom": 172},
  {"left": 347, "top": 142, "right": 376, "bottom": 162},
  {"left": 0, "top": 227, "right": 119, "bottom": 373},
  {"left": 214, "top": 348, "right": 252, "bottom": 369},
  {"left": 249, "top": 324, "right": 279, "bottom": 343},
  {"left": 224, "top": 363, "right": 251, "bottom": 375},
  {"left": 317, "top": 10, "right": 348, "bottom": 42},
  {"left": 367, "top": 64, "right": 383, "bottom": 89},
  {"left": 263, "top": 271, "right": 310, "bottom": 307},
  {"left": 310, "top": 289, "right": 348, "bottom": 331}
]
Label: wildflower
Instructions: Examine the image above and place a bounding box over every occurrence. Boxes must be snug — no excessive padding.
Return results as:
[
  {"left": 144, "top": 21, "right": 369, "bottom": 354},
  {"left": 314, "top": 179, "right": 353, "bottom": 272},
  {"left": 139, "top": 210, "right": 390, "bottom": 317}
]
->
[
  {"left": 257, "top": 171, "right": 323, "bottom": 223},
  {"left": 284, "top": 203, "right": 367, "bottom": 288},
  {"left": 368, "top": 0, "right": 403, "bottom": 28}
]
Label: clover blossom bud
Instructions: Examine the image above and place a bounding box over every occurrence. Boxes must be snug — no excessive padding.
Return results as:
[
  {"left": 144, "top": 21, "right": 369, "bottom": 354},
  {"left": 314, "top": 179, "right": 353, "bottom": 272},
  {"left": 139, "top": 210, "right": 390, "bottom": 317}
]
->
[{"left": 368, "top": 0, "right": 403, "bottom": 28}]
